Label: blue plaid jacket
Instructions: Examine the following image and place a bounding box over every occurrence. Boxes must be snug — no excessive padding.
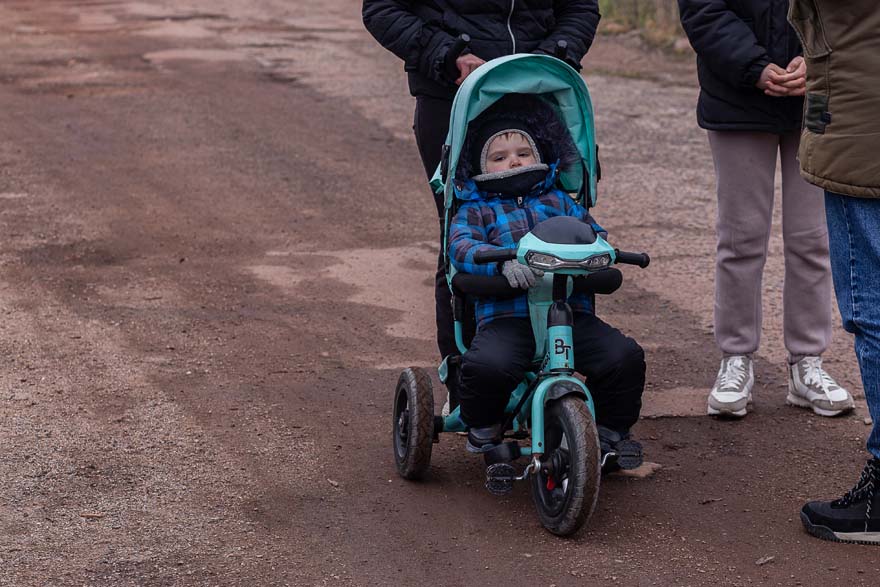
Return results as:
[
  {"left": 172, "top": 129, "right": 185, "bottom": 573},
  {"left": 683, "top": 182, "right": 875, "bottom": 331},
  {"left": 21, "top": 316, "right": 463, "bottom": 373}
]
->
[{"left": 449, "top": 170, "right": 604, "bottom": 327}]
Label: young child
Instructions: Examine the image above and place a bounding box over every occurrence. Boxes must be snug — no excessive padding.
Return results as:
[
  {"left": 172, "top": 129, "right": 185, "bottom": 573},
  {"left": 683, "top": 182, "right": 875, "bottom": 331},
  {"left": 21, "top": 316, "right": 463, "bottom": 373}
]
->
[{"left": 448, "top": 95, "right": 645, "bottom": 465}]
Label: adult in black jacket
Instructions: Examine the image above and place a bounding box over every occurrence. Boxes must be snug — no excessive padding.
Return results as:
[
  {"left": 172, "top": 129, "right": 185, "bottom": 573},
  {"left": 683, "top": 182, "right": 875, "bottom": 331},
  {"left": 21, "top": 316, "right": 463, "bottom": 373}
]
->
[
  {"left": 678, "top": 0, "right": 852, "bottom": 419},
  {"left": 363, "top": 0, "right": 599, "bottom": 102},
  {"left": 363, "top": 0, "right": 600, "bottom": 411}
]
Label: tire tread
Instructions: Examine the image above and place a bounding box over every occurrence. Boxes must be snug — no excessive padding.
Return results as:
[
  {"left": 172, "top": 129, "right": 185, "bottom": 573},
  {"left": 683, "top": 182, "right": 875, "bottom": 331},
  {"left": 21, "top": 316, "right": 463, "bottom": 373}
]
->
[{"left": 531, "top": 396, "right": 600, "bottom": 536}]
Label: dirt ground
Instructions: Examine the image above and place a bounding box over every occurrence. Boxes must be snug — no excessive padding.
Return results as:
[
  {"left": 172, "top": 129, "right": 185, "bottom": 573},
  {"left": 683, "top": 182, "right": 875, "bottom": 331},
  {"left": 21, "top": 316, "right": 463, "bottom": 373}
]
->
[{"left": 0, "top": 2, "right": 877, "bottom": 586}]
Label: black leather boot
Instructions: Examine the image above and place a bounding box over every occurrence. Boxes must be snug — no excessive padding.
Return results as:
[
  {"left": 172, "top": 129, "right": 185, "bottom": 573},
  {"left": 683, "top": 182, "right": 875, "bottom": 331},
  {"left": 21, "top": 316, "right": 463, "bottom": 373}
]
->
[{"left": 801, "top": 458, "right": 880, "bottom": 545}]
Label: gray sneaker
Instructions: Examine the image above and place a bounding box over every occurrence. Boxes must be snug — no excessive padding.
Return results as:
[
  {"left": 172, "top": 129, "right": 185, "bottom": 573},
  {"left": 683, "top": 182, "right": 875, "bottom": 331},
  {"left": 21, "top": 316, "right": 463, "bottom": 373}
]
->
[
  {"left": 787, "top": 356, "right": 854, "bottom": 417},
  {"left": 707, "top": 355, "right": 754, "bottom": 418}
]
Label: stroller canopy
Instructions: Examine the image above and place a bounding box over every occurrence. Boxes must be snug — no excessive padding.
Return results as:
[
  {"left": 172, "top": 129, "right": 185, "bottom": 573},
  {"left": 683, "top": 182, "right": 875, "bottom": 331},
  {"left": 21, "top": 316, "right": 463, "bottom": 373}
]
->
[{"left": 430, "top": 54, "right": 599, "bottom": 208}]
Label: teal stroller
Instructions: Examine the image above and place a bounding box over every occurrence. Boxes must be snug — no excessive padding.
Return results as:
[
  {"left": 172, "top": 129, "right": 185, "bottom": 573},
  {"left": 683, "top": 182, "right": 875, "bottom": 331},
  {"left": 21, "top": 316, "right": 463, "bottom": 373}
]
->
[{"left": 391, "top": 53, "right": 649, "bottom": 536}]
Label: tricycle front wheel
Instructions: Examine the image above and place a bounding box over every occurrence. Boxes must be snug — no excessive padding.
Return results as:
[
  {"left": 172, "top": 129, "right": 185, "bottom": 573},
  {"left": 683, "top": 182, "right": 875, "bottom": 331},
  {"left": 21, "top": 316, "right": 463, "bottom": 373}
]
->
[
  {"left": 392, "top": 367, "right": 434, "bottom": 480},
  {"left": 530, "top": 396, "right": 600, "bottom": 536}
]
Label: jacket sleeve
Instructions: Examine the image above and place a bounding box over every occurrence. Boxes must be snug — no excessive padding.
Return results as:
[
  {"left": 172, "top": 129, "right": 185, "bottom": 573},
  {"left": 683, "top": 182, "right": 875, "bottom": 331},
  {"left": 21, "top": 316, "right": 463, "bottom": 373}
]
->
[
  {"left": 535, "top": 0, "right": 601, "bottom": 67},
  {"left": 362, "top": 0, "right": 457, "bottom": 85},
  {"left": 448, "top": 204, "right": 506, "bottom": 277},
  {"left": 677, "top": 0, "right": 771, "bottom": 89}
]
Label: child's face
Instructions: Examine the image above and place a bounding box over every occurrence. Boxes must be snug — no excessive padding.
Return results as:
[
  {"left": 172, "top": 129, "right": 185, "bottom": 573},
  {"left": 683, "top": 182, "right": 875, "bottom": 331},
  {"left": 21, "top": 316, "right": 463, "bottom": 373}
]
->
[{"left": 484, "top": 132, "right": 537, "bottom": 173}]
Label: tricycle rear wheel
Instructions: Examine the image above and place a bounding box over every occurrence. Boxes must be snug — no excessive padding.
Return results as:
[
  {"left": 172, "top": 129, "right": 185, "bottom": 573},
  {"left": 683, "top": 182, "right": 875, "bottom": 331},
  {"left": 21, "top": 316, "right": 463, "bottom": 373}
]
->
[
  {"left": 392, "top": 367, "right": 434, "bottom": 480},
  {"left": 530, "top": 396, "right": 600, "bottom": 536}
]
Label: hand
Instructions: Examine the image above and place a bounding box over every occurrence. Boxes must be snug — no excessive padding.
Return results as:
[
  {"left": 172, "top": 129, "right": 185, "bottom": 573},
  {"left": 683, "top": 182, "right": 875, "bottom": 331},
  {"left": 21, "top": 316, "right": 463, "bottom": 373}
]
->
[
  {"left": 778, "top": 56, "right": 807, "bottom": 96},
  {"left": 454, "top": 53, "right": 485, "bottom": 85},
  {"left": 756, "top": 63, "right": 787, "bottom": 95},
  {"left": 501, "top": 260, "right": 544, "bottom": 289},
  {"left": 756, "top": 59, "right": 806, "bottom": 97}
]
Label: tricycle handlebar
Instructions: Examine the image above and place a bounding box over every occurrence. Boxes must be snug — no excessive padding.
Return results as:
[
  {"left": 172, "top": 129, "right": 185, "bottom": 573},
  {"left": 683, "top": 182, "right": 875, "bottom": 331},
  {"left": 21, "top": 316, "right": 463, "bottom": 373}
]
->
[
  {"left": 615, "top": 250, "right": 650, "bottom": 268},
  {"left": 473, "top": 248, "right": 518, "bottom": 264},
  {"left": 451, "top": 268, "right": 623, "bottom": 300}
]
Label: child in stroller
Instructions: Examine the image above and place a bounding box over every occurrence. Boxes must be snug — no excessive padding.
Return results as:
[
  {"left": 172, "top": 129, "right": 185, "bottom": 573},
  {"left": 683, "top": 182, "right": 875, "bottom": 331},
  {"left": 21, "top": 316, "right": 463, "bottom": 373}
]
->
[
  {"left": 391, "top": 54, "right": 651, "bottom": 535},
  {"left": 448, "top": 94, "right": 646, "bottom": 468}
]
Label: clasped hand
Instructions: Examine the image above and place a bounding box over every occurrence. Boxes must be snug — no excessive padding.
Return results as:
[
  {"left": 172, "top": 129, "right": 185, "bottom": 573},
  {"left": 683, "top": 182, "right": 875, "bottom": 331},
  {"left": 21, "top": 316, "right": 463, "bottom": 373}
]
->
[{"left": 756, "top": 56, "right": 806, "bottom": 97}]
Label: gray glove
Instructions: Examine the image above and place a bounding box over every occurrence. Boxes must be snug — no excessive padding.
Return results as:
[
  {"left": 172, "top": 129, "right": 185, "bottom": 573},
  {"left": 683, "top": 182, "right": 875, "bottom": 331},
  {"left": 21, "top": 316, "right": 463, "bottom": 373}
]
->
[{"left": 501, "top": 260, "right": 544, "bottom": 289}]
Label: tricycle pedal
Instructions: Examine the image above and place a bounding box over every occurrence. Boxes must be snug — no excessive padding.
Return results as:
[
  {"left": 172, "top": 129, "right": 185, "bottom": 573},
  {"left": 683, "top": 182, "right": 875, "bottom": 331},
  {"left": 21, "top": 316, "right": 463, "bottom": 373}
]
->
[
  {"left": 601, "top": 438, "right": 644, "bottom": 472},
  {"left": 485, "top": 463, "right": 516, "bottom": 496},
  {"left": 615, "top": 438, "right": 643, "bottom": 470}
]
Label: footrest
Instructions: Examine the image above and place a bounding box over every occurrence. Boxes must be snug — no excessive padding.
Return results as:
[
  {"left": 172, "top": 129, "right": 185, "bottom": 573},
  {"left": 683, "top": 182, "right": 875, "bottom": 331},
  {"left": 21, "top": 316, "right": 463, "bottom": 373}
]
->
[{"left": 485, "top": 463, "right": 516, "bottom": 496}]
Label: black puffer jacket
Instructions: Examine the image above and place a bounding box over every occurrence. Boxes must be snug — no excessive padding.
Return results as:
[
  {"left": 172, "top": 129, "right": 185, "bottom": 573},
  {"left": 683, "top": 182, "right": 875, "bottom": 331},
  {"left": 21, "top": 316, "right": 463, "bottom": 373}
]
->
[
  {"left": 363, "top": 0, "right": 600, "bottom": 99},
  {"left": 678, "top": 0, "right": 803, "bottom": 133}
]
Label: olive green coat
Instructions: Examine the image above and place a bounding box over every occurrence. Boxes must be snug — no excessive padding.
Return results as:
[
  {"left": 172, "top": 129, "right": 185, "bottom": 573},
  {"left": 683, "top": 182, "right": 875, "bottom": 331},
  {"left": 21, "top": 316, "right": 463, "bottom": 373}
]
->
[{"left": 788, "top": 0, "right": 880, "bottom": 198}]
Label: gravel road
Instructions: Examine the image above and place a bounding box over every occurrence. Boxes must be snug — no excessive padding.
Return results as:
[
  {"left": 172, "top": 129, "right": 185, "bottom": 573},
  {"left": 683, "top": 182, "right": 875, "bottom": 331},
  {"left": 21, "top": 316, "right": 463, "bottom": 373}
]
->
[{"left": 0, "top": 1, "right": 876, "bottom": 585}]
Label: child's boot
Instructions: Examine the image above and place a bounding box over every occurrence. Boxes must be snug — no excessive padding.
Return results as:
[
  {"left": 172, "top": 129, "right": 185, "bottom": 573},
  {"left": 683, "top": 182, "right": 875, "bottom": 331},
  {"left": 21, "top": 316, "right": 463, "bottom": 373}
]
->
[{"left": 466, "top": 422, "right": 503, "bottom": 453}]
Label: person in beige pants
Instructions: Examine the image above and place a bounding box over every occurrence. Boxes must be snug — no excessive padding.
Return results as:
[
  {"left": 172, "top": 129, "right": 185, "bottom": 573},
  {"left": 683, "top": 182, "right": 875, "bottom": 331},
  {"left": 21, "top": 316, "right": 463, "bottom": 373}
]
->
[{"left": 678, "top": 0, "right": 853, "bottom": 418}]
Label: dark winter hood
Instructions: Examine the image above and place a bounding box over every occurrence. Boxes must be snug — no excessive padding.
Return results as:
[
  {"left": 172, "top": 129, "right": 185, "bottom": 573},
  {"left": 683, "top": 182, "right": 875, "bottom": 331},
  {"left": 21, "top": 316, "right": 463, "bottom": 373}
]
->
[{"left": 454, "top": 94, "right": 580, "bottom": 201}]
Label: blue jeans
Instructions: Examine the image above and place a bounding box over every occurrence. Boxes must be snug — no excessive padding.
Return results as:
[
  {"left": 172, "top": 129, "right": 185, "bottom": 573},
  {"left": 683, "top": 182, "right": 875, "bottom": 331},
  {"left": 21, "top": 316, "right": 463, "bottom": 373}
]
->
[{"left": 825, "top": 192, "right": 880, "bottom": 459}]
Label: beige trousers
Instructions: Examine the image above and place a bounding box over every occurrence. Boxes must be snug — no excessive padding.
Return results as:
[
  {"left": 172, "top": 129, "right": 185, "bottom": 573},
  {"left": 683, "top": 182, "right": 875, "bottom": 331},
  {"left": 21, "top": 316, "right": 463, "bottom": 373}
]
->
[{"left": 708, "top": 130, "right": 832, "bottom": 360}]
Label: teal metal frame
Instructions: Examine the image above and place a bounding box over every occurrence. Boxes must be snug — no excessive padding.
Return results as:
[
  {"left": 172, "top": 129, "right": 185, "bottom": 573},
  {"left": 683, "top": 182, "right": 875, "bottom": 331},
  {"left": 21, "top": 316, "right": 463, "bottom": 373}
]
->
[{"left": 439, "top": 232, "right": 605, "bottom": 456}]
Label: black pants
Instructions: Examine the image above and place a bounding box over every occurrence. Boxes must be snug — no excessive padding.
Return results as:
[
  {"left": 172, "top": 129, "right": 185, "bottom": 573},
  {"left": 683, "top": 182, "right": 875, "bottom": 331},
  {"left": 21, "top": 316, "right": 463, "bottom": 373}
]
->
[
  {"left": 413, "top": 95, "right": 457, "bottom": 359},
  {"left": 459, "top": 316, "right": 646, "bottom": 431}
]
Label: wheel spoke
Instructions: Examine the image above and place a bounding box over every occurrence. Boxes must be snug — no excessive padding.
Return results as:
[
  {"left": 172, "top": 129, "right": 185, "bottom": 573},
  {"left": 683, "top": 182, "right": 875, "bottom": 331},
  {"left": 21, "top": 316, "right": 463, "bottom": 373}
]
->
[{"left": 399, "top": 410, "right": 409, "bottom": 439}]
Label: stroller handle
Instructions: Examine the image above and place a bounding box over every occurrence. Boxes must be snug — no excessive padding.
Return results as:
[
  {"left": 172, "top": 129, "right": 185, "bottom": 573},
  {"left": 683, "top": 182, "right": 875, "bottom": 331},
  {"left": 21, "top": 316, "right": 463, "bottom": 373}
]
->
[
  {"left": 615, "top": 250, "right": 651, "bottom": 268},
  {"left": 444, "top": 34, "right": 471, "bottom": 81},
  {"left": 473, "top": 248, "right": 518, "bottom": 264},
  {"left": 554, "top": 40, "right": 568, "bottom": 61}
]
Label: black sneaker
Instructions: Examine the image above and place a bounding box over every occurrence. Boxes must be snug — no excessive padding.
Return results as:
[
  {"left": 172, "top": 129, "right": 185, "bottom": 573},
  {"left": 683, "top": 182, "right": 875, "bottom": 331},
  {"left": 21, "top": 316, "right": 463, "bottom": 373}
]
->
[{"left": 801, "top": 458, "right": 880, "bottom": 545}]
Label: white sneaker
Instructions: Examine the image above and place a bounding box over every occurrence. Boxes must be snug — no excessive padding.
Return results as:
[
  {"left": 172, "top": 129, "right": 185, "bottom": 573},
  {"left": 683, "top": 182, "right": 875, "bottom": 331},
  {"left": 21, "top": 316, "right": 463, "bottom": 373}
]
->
[
  {"left": 787, "top": 356, "right": 854, "bottom": 417},
  {"left": 707, "top": 355, "right": 754, "bottom": 418}
]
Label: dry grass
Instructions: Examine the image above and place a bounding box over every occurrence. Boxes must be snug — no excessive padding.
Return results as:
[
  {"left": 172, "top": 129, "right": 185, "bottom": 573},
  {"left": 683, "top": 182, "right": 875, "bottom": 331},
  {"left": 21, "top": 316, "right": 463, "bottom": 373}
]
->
[{"left": 599, "top": 0, "right": 686, "bottom": 50}]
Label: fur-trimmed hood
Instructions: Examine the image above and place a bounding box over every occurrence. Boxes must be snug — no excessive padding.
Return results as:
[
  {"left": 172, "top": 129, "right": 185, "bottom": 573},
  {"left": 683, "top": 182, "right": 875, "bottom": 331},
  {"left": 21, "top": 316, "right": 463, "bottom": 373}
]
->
[{"left": 455, "top": 94, "right": 580, "bottom": 185}]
